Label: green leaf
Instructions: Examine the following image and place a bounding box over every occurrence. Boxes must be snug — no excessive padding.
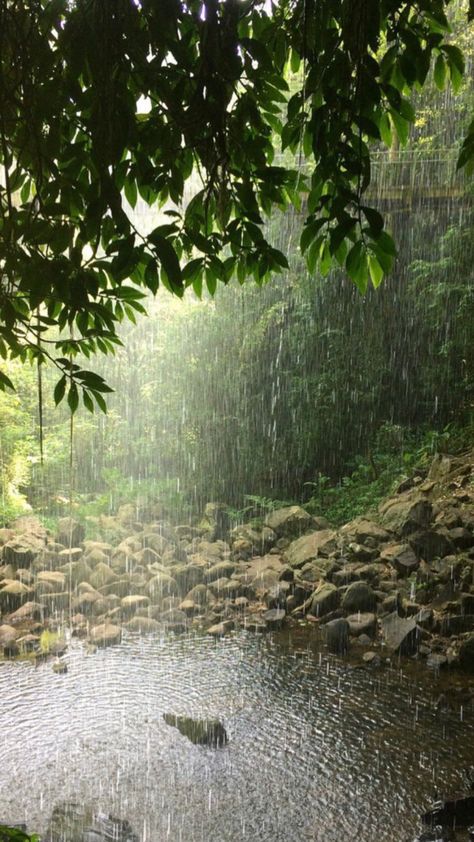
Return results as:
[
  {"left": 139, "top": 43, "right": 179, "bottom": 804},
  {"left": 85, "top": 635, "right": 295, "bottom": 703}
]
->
[
  {"left": 124, "top": 177, "right": 138, "bottom": 210},
  {"left": 67, "top": 382, "right": 79, "bottom": 413},
  {"left": 368, "top": 254, "right": 384, "bottom": 288},
  {"left": 205, "top": 267, "right": 217, "bottom": 296},
  {"left": 92, "top": 391, "right": 108, "bottom": 413},
  {"left": 379, "top": 112, "right": 392, "bottom": 147},
  {"left": 346, "top": 242, "right": 368, "bottom": 294},
  {"left": 389, "top": 109, "right": 409, "bottom": 146},
  {"left": 83, "top": 390, "right": 95, "bottom": 412},
  {"left": 0, "top": 370, "right": 14, "bottom": 391},
  {"left": 362, "top": 206, "right": 384, "bottom": 235},
  {"left": 434, "top": 54, "right": 447, "bottom": 91},
  {"left": 53, "top": 375, "right": 67, "bottom": 405},
  {"left": 148, "top": 230, "right": 183, "bottom": 295}
]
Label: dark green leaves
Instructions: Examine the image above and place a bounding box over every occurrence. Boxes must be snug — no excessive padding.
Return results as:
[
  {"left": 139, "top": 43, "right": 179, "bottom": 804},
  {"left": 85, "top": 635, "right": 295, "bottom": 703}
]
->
[
  {"left": 0, "top": 826, "right": 40, "bottom": 842},
  {"left": 148, "top": 230, "right": 183, "bottom": 296}
]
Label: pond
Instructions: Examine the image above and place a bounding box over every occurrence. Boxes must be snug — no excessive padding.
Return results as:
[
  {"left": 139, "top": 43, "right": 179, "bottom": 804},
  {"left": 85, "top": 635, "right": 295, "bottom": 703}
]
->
[{"left": 0, "top": 630, "right": 473, "bottom": 842}]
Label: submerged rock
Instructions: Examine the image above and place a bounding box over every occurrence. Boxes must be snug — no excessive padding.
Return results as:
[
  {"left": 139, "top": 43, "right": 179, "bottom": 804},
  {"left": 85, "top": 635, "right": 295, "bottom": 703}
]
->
[
  {"left": 46, "top": 801, "right": 138, "bottom": 841},
  {"left": 422, "top": 795, "right": 474, "bottom": 828},
  {"left": 163, "top": 713, "right": 228, "bottom": 747}
]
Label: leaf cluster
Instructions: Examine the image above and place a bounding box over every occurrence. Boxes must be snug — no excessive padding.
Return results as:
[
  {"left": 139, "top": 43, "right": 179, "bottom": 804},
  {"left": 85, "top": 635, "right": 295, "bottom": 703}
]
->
[{"left": 0, "top": 0, "right": 469, "bottom": 403}]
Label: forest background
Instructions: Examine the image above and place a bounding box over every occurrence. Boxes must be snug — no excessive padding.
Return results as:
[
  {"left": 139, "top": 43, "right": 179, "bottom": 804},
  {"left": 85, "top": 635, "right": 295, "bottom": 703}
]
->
[{"left": 0, "top": 0, "right": 473, "bottom": 530}]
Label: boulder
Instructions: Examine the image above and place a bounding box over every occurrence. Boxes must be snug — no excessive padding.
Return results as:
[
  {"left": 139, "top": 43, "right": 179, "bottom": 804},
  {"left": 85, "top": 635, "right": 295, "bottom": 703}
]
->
[
  {"left": 204, "top": 561, "right": 237, "bottom": 583},
  {"left": 341, "top": 518, "right": 391, "bottom": 545},
  {"left": 59, "top": 559, "right": 92, "bottom": 588},
  {"left": 2, "top": 538, "right": 40, "bottom": 568},
  {"left": 324, "top": 618, "right": 349, "bottom": 654},
  {"left": 146, "top": 573, "right": 179, "bottom": 601},
  {"left": 0, "top": 581, "right": 32, "bottom": 611},
  {"left": 169, "top": 563, "right": 204, "bottom": 592},
  {"left": 409, "top": 529, "right": 453, "bottom": 562},
  {"left": 58, "top": 547, "right": 83, "bottom": 562},
  {"left": 89, "top": 562, "right": 118, "bottom": 590},
  {"left": 185, "top": 584, "right": 214, "bottom": 606},
  {"left": 265, "top": 506, "right": 314, "bottom": 539},
  {"left": 160, "top": 608, "right": 188, "bottom": 632},
  {"left": 0, "top": 624, "right": 19, "bottom": 646},
  {"left": 458, "top": 634, "right": 474, "bottom": 672},
  {"left": 262, "top": 608, "right": 286, "bottom": 628},
  {"left": 121, "top": 594, "right": 150, "bottom": 615},
  {"left": 285, "top": 530, "right": 338, "bottom": 569},
  {"left": 231, "top": 524, "right": 276, "bottom": 555},
  {"left": 448, "top": 527, "right": 474, "bottom": 550},
  {"left": 163, "top": 713, "right": 227, "bottom": 747},
  {"left": 380, "top": 611, "right": 420, "bottom": 655},
  {"left": 379, "top": 493, "right": 433, "bottom": 535},
  {"left": 46, "top": 801, "right": 138, "bottom": 842},
  {"left": 56, "top": 517, "right": 85, "bottom": 547},
  {"left": 37, "top": 571, "right": 66, "bottom": 589},
  {"left": 380, "top": 543, "right": 419, "bottom": 577},
  {"left": 199, "top": 502, "right": 230, "bottom": 540},
  {"left": 310, "top": 582, "right": 340, "bottom": 618},
  {"left": 347, "top": 612, "right": 377, "bottom": 637},
  {"left": 125, "top": 616, "right": 162, "bottom": 634},
  {"left": 206, "top": 622, "right": 231, "bottom": 637},
  {"left": 89, "top": 623, "right": 122, "bottom": 648},
  {"left": 39, "top": 591, "right": 70, "bottom": 611},
  {"left": 7, "top": 600, "right": 44, "bottom": 623},
  {"left": 341, "top": 581, "right": 377, "bottom": 613},
  {"left": 422, "top": 794, "right": 474, "bottom": 829}
]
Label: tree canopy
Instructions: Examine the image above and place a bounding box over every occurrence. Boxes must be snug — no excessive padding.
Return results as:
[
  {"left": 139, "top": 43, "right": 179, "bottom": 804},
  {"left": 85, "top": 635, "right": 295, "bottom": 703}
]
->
[{"left": 0, "top": 0, "right": 472, "bottom": 408}]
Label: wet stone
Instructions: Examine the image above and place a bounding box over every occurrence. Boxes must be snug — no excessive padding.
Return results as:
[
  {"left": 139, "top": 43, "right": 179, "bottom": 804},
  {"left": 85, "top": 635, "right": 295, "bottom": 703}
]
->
[
  {"left": 426, "top": 652, "right": 448, "bottom": 670},
  {"left": 346, "top": 612, "right": 377, "bottom": 637},
  {"left": 262, "top": 608, "right": 286, "bottom": 628},
  {"left": 324, "top": 618, "right": 349, "bottom": 655},
  {"left": 163, "top": 714, "right": 227, "bottom": 747},
  {"left": 341, "top": 581, "right": 377, "bottom": 613},
  {"left": 46, "top": 801, "right": 138, "bottom": 842}
]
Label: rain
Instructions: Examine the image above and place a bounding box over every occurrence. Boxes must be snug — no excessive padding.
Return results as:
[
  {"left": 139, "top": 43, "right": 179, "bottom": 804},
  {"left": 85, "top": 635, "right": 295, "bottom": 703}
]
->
[{"left": 0, "top": 3, "right": 474, "bottom": 842}]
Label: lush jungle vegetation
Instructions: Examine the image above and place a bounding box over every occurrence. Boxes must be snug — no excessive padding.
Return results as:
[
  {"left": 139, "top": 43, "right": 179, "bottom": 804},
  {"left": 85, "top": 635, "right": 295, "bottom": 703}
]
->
[{"left": 0, "top": 0, "right": 473, "bottom": 529}]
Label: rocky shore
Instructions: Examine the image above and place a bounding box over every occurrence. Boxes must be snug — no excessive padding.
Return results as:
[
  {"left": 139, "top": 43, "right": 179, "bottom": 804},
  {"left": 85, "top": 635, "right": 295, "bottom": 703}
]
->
[{"left": 0, "top": 450, "right": 473, "bottom": 683}]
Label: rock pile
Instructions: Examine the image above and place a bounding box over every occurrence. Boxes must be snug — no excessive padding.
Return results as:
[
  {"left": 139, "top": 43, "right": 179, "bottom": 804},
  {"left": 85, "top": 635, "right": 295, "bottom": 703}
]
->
[{"left": 0, "top": 450, "right": 473, "bottom": 673}]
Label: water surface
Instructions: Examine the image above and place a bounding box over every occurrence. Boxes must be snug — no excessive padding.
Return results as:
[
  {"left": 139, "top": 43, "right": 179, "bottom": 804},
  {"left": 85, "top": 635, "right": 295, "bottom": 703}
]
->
[{"left": 0, "top": 630, "right": 472, "bottom": 841}]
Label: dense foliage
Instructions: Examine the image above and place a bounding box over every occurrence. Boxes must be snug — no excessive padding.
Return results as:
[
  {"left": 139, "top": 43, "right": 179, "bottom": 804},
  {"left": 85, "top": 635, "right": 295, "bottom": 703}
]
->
[
  {"left": 0, "top": 0, "right": 472, "bottom": 407},
  {"left": 0, "top": 827, "right": 38, "bottom": 842}
]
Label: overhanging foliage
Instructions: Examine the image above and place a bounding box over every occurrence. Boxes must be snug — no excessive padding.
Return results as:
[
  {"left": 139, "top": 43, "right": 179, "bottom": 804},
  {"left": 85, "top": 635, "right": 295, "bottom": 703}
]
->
[{"left": 0, "top": 0, "right": 470, "bottom": 406}]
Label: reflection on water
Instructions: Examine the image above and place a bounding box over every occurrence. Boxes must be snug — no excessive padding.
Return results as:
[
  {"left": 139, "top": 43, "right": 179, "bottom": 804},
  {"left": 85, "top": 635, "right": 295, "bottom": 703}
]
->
[{"left": 0, "top": 630, "right": 473, "bottom": 842}]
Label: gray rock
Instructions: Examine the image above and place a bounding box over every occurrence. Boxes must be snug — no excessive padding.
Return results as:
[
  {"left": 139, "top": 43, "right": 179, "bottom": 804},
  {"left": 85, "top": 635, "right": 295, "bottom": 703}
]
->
[
  {"left": 380, "top": 543, "right": 419, "bottom": 576},
  {"left": 46, "top": 801, "right": 138, "bottom": 842},
  {"left": 310, "top": 582, "right": 340, "bottom": 618},
  {"left": 341, "top": 581, "right": 377, "bottom": 613},
  {"left": 163, "top": 714, "right": 227, "bottom": 747},
  {"left": 459, "top": 634, "right": 474, "bottom": 672},
  {"left": 56, "top": 517, "right": 85, "bottom": 548},
  {"left": 346, "top": 612, "right": 377, "bottom": 637},
  {"left": 379, "top": 493, "right": 432, "bottom": 535},
  {"left": 409, "top": 529, "right": 453, "bottom": 562},
  {"left": 262, "top": 608, "right": 286, "bottom": 628},
  {"left": 88, "top": 623, "right": 122, "bottom": 648},
  {"left": 380, "top": 611, "right": 420, "bottom": 655},
  {"left": 285, "top": 530, "right": 338, "bottom": 568},
  {"left": 265, "top": 506, "right": 314, "bottom": 538},
  {"left": 204, "top": 561, "right": 236, "bottom": 582},
  {"left": 324, "top": 618, "right": 349, "bottom": 655}
]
